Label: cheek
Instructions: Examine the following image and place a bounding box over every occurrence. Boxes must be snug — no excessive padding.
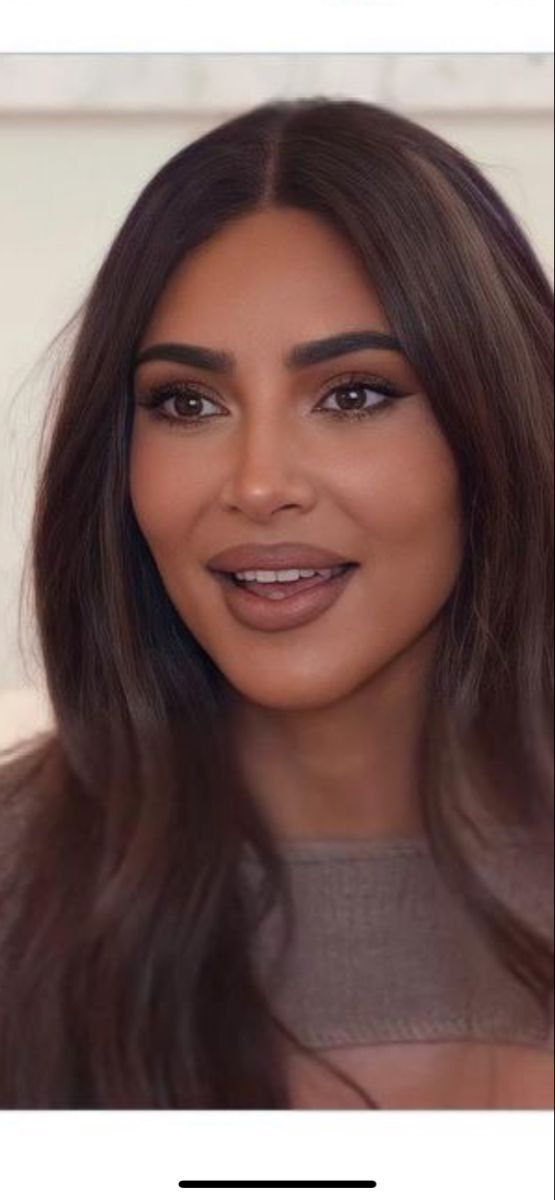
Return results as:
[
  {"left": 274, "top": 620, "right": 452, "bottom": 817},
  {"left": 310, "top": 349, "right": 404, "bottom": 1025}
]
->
[
  {"left": 348, "top": 423, "right": 464, "bottom": 604},
  {"left": 128, "top": 430, "right": 206, "bottom": 550}
]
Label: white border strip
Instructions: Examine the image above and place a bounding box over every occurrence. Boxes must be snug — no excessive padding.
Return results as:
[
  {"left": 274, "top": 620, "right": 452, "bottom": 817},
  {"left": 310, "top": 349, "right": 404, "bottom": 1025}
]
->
[{"left": 0, "top": 1111, "right": 553, "bottom": 1199}]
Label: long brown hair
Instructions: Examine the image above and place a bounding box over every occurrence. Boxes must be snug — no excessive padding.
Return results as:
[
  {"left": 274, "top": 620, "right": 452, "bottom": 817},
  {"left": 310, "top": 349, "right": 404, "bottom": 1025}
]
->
[{"left": 0, "top": 98, "right": 553, "bottom": 1108}]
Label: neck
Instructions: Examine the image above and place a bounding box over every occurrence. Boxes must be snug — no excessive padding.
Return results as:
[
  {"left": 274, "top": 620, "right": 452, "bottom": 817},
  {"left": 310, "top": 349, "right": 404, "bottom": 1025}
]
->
[{"left": 229, "top": 624, "right": 440, "bottom": 843}]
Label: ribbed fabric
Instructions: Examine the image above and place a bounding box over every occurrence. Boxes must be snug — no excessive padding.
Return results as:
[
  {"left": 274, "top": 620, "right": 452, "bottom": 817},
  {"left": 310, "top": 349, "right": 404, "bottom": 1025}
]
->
[
  {"left": 1, "top": 801, "right": 553, "bottom": 1054},
  {"left": 240, "top": 831, "right": 554, "bottom": 1052}
]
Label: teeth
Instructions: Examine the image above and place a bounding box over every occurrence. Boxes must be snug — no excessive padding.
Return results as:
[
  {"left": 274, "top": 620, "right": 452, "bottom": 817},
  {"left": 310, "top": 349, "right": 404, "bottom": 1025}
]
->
[{"left": 233, "top": 567, "right": 338, "bottom": 583}]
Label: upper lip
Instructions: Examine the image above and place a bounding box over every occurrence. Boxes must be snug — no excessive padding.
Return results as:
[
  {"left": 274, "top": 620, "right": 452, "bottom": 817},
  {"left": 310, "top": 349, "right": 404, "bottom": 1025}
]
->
[{"left": 207, "top": 542, "right": 358, "bottom": 573}]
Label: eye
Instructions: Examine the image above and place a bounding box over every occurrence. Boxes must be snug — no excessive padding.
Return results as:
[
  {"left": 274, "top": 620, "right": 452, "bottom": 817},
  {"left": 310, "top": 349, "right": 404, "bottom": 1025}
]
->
[
  {"left": 136, "top": 381, "right": 224, "bottom": 425},
  {"left": 135, "top": 372, "right": 406, "bottom": 428},
  {"left": 316, "top": 374, "right": 403, "bottom": 420}
]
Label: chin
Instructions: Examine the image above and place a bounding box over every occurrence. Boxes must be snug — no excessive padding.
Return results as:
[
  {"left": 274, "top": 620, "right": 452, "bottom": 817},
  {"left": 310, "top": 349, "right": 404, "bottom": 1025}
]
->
[{"left": 214, "top": 663, "right": 372, "bottom": 713}]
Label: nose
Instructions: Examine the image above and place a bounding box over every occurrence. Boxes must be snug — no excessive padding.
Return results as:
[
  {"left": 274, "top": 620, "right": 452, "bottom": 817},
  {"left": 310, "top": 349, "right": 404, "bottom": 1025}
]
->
[{"left": 218, "top": 409, "right": 316, "bottom": 519}]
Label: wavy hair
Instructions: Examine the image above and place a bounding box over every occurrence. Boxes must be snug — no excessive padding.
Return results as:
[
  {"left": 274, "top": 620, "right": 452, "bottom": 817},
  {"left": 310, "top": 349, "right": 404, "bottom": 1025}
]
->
[{"left": 0, "top": 97, "right": 553, "bottom": 1107}]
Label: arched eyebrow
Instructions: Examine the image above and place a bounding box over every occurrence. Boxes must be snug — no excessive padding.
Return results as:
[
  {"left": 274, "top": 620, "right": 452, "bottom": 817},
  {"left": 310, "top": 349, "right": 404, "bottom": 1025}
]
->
[{"left": 133, "top": 329, "right": 403, "bottom": 374}]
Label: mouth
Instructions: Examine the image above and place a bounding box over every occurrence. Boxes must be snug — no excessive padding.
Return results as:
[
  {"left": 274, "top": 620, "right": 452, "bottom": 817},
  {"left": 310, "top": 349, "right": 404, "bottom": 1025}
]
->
[
  {"left": 212, "top": 562, "right": 356, "bottom": 595},
  {"left": 209, "top": 562, "right": 359, "bottom": 633}
]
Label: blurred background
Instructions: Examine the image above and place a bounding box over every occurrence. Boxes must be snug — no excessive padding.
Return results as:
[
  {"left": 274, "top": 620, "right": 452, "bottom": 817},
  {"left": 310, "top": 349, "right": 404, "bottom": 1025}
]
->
[{"left": 0, "top": 53, "right": 553, "bottom": 749}]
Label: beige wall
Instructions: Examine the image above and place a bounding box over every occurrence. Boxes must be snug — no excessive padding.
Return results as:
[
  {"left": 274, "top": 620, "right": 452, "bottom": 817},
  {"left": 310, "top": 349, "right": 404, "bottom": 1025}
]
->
[{"left": 0, "top": 55, "right": 553, "bottom": 745}]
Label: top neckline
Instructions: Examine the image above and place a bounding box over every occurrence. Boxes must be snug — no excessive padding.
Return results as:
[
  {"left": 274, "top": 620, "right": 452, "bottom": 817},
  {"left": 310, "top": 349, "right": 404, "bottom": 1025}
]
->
[
  {"left": 273, "top": 832, "right": 429, "bottom": 861},
  {"left": 270, "top": 825, "right": 534, "bottom": 862},
  {"left": 242, "top": 824, "right": 553, "bottom": 1053}
]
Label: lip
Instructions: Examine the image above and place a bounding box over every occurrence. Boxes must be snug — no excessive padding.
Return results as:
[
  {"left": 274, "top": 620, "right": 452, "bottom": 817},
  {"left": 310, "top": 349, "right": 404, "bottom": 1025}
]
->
[
  {"left": 207, "top": 542, "right": 357, "bottom": 573},
  {"left": 212, "top": 563, "right": 358, "bottom": 633}
]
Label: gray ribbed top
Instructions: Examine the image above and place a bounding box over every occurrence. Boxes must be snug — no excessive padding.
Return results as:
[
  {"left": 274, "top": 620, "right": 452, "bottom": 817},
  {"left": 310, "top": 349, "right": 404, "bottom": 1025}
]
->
[{"left": 240, "top": 831, "right": 554, "bottom": 1051}]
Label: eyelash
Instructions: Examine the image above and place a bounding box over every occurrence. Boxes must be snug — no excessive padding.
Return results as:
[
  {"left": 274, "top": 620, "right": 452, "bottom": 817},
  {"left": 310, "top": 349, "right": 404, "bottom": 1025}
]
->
[{"left": 136, "top": 373, "right": 404, "bottom": 428}]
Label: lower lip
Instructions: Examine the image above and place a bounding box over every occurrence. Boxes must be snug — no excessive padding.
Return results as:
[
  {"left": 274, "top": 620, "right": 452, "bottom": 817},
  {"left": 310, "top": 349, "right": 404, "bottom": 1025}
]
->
[{"left": 210, "top": 565, "right": 358, "bottom": 632}]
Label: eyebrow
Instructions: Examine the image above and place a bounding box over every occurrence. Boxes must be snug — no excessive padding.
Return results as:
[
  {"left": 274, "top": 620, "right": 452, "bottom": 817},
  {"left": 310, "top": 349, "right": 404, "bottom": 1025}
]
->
[{"left": 133, "top": 329, "right": 404, "bottom": 374}]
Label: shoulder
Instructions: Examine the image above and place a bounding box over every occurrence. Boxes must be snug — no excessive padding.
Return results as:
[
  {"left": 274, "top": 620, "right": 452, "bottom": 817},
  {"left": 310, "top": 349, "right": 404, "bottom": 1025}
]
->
[
  {"left": 474, "top": 825, "right": 554, "bottom": 940},
  {"left": 0, "top": 729, "right": 57, "bottom": 821},
  {"left": 0, "top": 738, "right": 52, "bottom": 940},
  {"left": 0, "top": 752, "right": 31, "bottom": 867},
  {"left": 0, "top": 741, "right": 43, "bottom": 846}
]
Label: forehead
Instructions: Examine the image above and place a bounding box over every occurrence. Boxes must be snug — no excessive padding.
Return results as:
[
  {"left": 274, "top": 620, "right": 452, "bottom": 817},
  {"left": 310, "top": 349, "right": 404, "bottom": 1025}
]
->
[{"left": 140, "top": 206, "right": 390, "bottom": 352}]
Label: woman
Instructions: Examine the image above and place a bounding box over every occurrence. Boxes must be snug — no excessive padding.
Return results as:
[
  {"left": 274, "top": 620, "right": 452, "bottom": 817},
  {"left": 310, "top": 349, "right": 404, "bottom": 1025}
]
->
[{"left": 0, "top": 97, "right": 552, "bottom": 1109}]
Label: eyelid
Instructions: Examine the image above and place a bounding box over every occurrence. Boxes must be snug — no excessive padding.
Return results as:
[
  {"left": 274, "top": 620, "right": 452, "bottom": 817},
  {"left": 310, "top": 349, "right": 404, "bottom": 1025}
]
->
[
  {"left": 322, "top": 370, "right": 404, "bottom": 396},
  {"left": 136, "top": 376, "right": 222, "bottom": 405}
]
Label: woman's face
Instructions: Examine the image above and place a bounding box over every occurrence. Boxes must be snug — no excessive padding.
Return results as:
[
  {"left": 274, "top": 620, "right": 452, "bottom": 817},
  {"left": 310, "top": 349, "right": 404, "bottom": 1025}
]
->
[{"left": 129, "top": 206, "right": 464, "bottom": 710}]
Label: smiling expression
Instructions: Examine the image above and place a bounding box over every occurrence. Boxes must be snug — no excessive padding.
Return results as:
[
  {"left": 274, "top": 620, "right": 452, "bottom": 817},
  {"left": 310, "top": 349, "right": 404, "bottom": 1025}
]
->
[{"left": 129, "top": 205, "right": 464, "bottom": 711}]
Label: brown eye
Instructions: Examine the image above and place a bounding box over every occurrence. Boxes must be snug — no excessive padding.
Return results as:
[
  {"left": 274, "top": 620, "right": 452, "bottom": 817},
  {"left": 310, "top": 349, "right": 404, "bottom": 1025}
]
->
[
  {"left": 170, "top": 389, "right": 210, "bottom": 419},
  {"left": 138, "top": 382, "right": 224, "bottom": 425},
  {"left": 317, "top": 376, "right": 403, "bottom": 420},
  {"left": 325, "top": 383, "right": 375, "bottom": 412}
]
